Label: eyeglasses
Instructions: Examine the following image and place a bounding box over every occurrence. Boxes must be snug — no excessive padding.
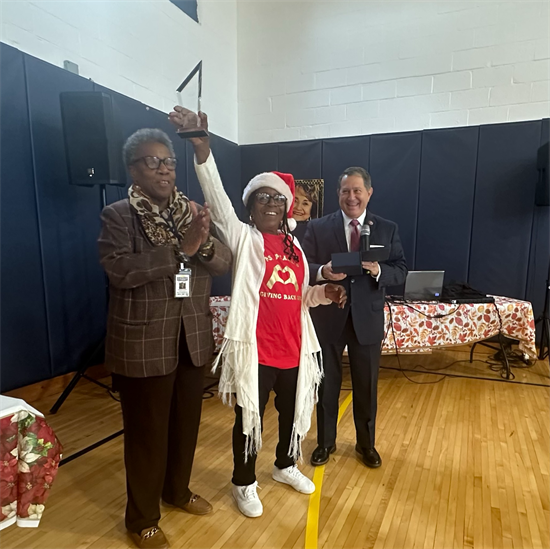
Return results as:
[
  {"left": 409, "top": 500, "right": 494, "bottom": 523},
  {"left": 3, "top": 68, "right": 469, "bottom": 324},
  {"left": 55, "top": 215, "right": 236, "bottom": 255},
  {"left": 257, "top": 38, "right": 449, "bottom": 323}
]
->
[
  {"left": 255, "top": 192, "right": 286, "bottom": 205},
  {"left": 133, "top": 156, "right": 178, "bottom": 171}
]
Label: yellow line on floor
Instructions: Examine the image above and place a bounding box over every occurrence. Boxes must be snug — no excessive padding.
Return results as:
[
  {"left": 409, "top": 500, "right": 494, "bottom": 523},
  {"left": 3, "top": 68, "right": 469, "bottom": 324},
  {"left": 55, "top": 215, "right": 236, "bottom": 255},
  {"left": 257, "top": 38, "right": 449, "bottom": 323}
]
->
[{"left": 304, "top": 392, "right": 353, "bottom": 549}]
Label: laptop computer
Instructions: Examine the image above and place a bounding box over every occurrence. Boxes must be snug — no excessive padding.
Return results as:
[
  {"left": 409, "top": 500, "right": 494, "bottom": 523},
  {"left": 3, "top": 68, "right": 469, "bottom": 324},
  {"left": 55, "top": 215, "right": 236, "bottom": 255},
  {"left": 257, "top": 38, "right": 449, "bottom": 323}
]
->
[{"left": 403, "top": 271, "right": 445, "bottom": 301}]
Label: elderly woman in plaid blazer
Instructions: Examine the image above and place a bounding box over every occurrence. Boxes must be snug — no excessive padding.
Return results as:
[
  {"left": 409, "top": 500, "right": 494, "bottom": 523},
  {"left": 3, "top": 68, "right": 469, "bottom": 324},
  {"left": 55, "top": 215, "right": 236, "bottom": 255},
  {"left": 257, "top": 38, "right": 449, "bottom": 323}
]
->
[{"left": 98, "top": 128, "right": 231, "bottom": 549}]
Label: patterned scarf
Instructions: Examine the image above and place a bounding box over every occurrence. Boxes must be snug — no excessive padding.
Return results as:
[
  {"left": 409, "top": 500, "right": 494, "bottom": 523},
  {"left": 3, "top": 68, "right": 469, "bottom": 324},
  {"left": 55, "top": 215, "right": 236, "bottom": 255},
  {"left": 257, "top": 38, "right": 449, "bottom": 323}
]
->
[{"left": 128, "top": 184, "right": 193, "bottom": 246}]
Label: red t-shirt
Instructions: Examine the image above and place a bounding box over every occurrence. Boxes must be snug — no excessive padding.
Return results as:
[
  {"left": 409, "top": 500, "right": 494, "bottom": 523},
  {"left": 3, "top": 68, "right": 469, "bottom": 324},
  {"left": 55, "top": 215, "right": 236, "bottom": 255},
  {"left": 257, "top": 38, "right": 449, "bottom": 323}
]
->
[{"left": 256, "top": 233, "right": 304, "bottom": 369}]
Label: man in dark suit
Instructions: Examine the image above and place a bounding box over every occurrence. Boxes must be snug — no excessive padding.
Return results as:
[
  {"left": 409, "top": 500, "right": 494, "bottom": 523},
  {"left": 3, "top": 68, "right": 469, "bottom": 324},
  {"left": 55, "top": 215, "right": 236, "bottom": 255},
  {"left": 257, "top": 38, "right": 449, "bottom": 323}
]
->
[{"left": 302, "top": 167, "right": 407, "bottom": 468}]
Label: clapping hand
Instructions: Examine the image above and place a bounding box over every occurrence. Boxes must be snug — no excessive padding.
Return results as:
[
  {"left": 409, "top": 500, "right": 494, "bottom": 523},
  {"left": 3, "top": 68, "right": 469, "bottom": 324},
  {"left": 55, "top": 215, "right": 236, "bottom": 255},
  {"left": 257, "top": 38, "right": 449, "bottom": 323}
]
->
[{"left": 181, "top": 201, "right": 211, "bottom": 256}]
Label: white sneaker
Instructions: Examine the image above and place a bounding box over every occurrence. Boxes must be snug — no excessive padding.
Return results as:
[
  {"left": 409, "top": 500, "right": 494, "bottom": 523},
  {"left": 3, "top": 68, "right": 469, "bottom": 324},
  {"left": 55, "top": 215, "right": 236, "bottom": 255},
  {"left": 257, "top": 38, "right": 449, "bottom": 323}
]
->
[
  {"left": 232, "top": 482, "right": 263, "bottom": 518},
  {"left": 272, "top": 465, "right": 315, "bottom": 494}
]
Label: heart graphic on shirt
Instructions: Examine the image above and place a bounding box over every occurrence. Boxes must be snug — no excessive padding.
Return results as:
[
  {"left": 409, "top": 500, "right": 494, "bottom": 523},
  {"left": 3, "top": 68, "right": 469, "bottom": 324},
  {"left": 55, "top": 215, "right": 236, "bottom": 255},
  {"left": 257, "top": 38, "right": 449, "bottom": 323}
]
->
[
  {"left": 278, "top": 269, "right": 290, "bottom": 282},
  {"left": 266, "top": 265, "right": 299, "bottom": 292}
]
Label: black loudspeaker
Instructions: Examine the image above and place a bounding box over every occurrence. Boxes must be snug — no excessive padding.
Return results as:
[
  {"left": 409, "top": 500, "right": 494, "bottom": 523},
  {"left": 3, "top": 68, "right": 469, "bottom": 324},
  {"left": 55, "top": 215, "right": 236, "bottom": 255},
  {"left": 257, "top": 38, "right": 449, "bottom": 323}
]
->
[
  {"left": 60, "top": 91, "right": 125, "bottom": 186},
  {"left": 536, "top": 141, "right": 549, "bottom": 206}
]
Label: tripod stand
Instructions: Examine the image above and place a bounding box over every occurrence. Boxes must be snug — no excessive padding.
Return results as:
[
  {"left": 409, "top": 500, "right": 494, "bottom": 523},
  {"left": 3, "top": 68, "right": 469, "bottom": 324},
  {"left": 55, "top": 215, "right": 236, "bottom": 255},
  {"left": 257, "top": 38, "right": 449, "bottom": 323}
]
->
[
  {"left": 50, "top": 185, "right": 111, "bottom": 413},
  {"left": 535, "top": 260, "right": 550, "bottom": 362}
]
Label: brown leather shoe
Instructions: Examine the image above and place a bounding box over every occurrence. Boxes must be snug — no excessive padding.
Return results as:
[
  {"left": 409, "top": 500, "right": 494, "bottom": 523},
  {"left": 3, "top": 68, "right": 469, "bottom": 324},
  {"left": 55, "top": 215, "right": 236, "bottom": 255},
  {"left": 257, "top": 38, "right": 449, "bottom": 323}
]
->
[
  {"left": 180, "top": 494, "right": 213, "bottom": 515},
  {"left": 129, "top": 526, "right": 169, "bottom": 549}
]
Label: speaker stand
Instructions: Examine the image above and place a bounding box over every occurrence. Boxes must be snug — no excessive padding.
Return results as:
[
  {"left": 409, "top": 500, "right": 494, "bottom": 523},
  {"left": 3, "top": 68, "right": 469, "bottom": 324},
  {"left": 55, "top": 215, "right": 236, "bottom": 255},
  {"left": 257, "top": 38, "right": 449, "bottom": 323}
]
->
[
  {"left": 49, "top": 339, "right": 111, "bottom": 413},
  {"left": 50, "top": 185, "right": 111, "bottom": 413}
]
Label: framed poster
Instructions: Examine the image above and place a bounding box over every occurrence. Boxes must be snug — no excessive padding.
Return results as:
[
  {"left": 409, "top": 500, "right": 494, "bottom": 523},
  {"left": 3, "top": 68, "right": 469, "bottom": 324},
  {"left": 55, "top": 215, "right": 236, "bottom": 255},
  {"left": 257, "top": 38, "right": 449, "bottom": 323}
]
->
[{"left": 292, "top": 179, "right": 324, "bottom": 221}]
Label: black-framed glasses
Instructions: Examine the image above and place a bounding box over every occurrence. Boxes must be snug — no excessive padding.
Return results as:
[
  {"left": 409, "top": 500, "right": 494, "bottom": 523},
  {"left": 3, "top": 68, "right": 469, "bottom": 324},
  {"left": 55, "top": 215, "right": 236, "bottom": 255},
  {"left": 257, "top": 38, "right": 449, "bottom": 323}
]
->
[
  {"left": 133, "top": 156, "right": 178, "bottom": 171},
  {"left": 255, "top": 192, "right": 286, "bottom": 205}
]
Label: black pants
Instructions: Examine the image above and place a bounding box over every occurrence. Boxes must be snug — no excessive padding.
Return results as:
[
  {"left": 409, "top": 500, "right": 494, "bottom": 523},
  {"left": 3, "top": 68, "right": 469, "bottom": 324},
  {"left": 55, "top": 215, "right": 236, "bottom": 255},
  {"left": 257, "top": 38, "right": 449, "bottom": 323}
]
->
[
  {"left": 232, "top": 364, "right": 298, "bottom": 486},
  {"left": 113, "top": 335, "right": 205, "bottom": 534},
  {"left": 317, "top": 313, "right": 381, "bottom": 449}
]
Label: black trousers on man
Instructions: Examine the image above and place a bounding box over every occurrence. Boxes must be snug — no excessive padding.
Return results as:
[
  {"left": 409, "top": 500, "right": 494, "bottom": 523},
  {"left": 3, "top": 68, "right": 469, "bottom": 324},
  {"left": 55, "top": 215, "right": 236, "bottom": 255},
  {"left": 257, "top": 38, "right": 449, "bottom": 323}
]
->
[
  {"left": 316, "top": 313, "right": 381, "bottom": 450},
  {"left": 232, "top": 364, "right": 298, "bottom": 486},
  {"left": 112, "top": 334, "right": 205, "bottom": 534}
]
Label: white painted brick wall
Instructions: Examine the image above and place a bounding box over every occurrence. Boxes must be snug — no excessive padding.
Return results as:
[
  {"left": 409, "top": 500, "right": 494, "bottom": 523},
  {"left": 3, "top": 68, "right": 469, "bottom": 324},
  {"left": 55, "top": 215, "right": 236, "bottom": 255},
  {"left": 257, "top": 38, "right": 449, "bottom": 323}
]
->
[
  {"left": 238, "top": 0, "right": 550, "bottom": 144},
  {"left": 2, "top": 0, "right": 548, "bottom": 145},
  {"left": 363, "top": 81, "right": 397, "bottom": 101},
  {"left": 531, "top": 81, "right": 550, "bottom": 103},
  {"left": 396, "top": 77, "right": 432, "bottom": 98},
  {"left": 1, "top": 0, "right": 238, "bottom": 142},
  {"left": 346, "top": 101, "right": 380, "bottom": 121},
  {"left": 490, "top": 83, "right": 532, "bottom": 106},
  {"left": 433, "top": 72, "right": 472, "bottom": 93}
]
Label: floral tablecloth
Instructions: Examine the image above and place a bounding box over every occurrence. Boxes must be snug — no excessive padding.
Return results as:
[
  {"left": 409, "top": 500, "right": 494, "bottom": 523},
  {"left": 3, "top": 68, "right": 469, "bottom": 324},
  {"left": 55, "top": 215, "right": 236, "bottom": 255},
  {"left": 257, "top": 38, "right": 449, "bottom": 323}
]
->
[
  {"left": 0, "top": 396, "right": 62, "bottom": 530},
  {"left": 209, "top": 295, "right": 537, "bottom": 359},
  {"left": 382, "top": 296, "right": 537, "bottom": 358}
]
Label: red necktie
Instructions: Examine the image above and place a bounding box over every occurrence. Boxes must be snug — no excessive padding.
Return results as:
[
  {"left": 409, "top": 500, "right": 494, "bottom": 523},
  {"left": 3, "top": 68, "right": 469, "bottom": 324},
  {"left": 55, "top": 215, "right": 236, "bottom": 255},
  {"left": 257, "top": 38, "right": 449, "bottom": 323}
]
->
[{"left": 350, "top": 219, "right": 360, "bottom": 251}]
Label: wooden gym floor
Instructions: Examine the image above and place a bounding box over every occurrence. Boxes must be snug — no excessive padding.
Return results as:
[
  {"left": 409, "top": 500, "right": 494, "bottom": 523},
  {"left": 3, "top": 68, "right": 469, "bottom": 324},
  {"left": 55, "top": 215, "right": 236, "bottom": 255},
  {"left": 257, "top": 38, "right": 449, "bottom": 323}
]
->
[{"left": 1, "top": 345, "right": 549, "bottom": 549}]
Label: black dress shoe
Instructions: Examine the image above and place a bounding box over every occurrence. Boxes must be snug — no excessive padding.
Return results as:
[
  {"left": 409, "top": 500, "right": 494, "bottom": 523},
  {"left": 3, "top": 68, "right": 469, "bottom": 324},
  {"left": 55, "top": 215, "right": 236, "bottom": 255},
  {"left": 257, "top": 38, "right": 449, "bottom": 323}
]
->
[
  {"left": 311, "top": 445, "right": 337, "bottom": 466},
  {"left": 355, "top": 445, "right": 382, "bottom": 468}
]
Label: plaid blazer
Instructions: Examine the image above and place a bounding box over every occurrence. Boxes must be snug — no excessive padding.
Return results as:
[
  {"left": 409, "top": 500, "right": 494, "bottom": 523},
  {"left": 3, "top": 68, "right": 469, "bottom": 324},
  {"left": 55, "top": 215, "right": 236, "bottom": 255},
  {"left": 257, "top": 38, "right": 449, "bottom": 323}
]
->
[{"left": 98, "top": 199, "right": 232, "bottom": 378}]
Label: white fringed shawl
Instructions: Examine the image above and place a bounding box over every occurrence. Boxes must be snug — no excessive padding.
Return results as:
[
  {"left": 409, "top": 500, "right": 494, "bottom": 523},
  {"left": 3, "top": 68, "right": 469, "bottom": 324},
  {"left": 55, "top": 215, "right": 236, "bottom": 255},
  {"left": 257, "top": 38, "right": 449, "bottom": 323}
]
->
[{"left": 195, "top": 153, "right": 330, "bottom": 460}]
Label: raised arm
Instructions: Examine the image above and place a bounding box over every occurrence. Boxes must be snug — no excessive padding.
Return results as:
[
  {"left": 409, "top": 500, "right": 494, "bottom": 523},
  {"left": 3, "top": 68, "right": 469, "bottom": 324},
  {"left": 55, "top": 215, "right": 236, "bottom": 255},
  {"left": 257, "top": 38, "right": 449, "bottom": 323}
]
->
[{"left": 168, "top": 108, "right": 243, "bottom": 252}]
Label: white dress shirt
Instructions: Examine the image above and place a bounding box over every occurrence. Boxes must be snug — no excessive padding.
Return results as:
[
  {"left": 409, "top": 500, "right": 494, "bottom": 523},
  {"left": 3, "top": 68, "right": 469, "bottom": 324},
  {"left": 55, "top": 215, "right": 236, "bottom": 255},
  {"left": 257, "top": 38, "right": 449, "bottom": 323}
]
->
[{"left": 317, "top": 210, "right": 381, "bottom": 282}]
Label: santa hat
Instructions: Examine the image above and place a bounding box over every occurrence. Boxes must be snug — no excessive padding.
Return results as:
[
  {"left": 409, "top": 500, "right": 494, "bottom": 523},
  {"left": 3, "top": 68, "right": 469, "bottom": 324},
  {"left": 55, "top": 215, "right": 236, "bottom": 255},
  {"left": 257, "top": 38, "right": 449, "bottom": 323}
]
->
[{"left": 242, "top": 171, "right": 297, "bottom": 231}]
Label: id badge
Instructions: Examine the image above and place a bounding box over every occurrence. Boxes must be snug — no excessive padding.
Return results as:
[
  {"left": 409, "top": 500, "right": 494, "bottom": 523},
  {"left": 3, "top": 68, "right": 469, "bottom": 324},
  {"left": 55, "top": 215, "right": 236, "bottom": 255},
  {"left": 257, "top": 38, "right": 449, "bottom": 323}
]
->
[{"left": 175, "top": 267, "right": 192, "bottom": 298}]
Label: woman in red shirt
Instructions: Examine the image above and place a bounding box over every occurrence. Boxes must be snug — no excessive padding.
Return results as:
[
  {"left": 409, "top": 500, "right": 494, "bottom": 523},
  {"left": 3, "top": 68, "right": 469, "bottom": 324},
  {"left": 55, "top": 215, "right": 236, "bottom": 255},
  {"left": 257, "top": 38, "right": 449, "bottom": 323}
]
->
[{"left": 169, "top": 107, "right": 346, "bottom": 518}]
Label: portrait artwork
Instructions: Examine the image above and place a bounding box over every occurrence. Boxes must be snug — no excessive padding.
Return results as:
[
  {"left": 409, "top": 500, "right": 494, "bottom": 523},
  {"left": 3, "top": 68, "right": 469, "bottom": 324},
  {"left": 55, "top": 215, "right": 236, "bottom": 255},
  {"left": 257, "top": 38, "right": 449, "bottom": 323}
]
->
[
  {"left": 292, "top": 179, "right": 324, "bottom": 221},
  {"left": 291, "top": 179, "right": 324, "bottom": 241}
]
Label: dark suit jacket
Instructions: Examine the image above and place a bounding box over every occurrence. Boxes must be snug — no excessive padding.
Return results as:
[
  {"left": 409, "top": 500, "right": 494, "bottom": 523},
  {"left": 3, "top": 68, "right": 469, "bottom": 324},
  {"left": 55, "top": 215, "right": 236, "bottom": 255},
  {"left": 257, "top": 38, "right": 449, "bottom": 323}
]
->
[
  {"left": 98, "top": 199, "right": 232, "bottom": 377},
  {"left": 302, "top": 209, "right": 407, "bottom": 346},
  {"left": 291, "top": 220, "right": 309, "bottom": 244}
]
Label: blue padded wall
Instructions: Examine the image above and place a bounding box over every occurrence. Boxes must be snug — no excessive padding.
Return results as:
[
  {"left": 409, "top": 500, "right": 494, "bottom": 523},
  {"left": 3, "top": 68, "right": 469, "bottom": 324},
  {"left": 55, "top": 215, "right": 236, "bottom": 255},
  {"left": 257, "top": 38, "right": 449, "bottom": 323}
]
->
[
  {"left": 369, "top": 132, "right": 422, "bottom": 268},
  {"left": 208, "top": 135, "right": 241, "bottom": 215},
  {"left": 240, "top": 143, "right": 279, "bottom": 214},
  {"left": 526, "top": 118, "right": 550, "bottom": 322},
  {"left": 0, "top": 45, "right": 240, "bottom": 390},
  {"left": 184, "top": 134, "right": 240, "bottom": 210},
  {"left": 92, "top": 83, "right": 189, "bottom": 204},
  {"left": 469, "top": 120, "right": 542, "bottom": 298},
  {"left": 322, "top": 136, "right": 371, "bottom": 216},
  {"left": 416, "top": 126, "right": 479, "bottom": 282},
  {"left": 0, "top": 45, "right": 52, "bottom": 389},
  {"left": 278, "top": 140, "right": 322, "bottom": 179},
  {"left": 23, "top": 55, "right": 106, "bottom": 380},
  {"left": 246, "top": 124, "right": 547, "bottom": 324},
  {"left": 2, "top": 42, "right": 548, "bottom": 390},
  {"left": 240, "top": 143, "right": 278, "bottom": 186}
]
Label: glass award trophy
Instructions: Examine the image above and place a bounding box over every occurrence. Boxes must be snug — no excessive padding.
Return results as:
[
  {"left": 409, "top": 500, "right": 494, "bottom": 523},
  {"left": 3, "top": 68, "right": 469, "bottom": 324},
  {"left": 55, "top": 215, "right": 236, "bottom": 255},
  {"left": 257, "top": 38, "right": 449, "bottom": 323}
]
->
[{"left": 176, "top": 60, "right": 208, "bottom": 139}]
